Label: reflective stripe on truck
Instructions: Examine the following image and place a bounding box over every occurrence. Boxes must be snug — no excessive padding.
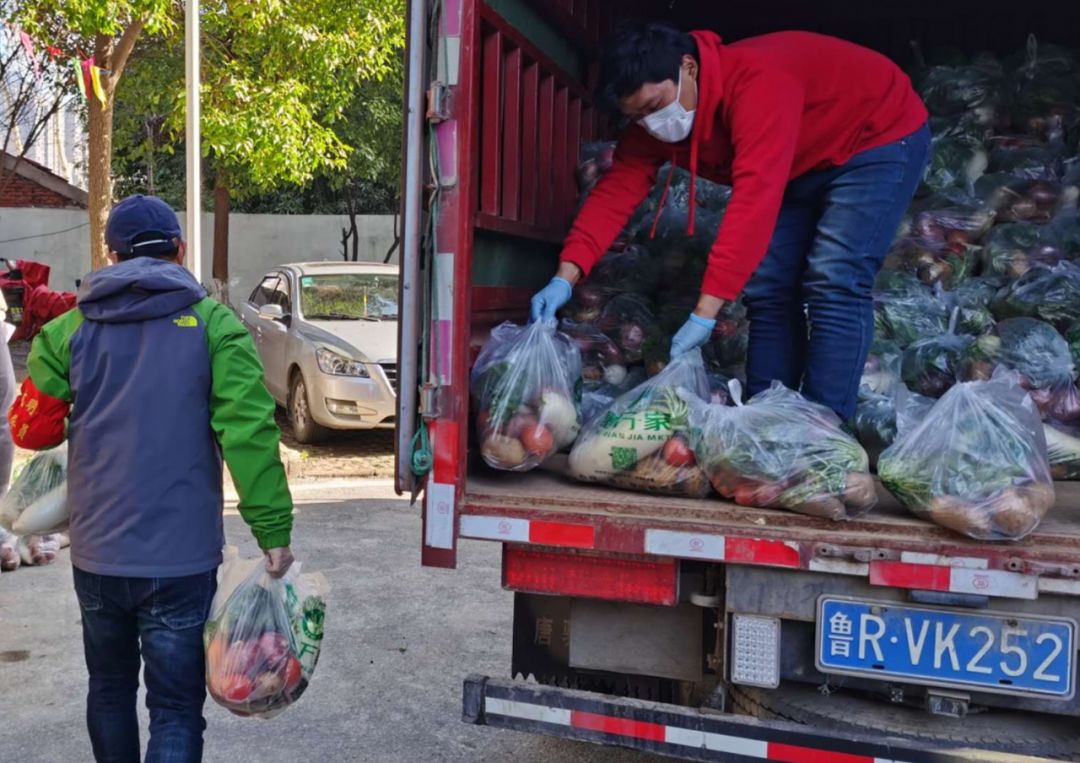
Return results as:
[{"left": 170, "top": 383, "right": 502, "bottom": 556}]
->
[
  {"left": 463, "top": 675, "right": 1048, "bottom": 763},
  {"left": 459, "top": 509, "right": 1080, "bottom": 600}
]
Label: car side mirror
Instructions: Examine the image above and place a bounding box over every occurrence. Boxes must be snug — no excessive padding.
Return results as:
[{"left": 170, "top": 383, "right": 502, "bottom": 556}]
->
[{"left": 258, "top": 304, "right": 287, "bottom": 322}]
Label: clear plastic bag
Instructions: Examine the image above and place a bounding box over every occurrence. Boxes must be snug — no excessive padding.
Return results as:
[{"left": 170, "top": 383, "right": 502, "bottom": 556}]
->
[
  {"left": 17, "top": 533, "right": 61, "bottom": 566},
  {"left": 980, "top": 221, "right": 1077, "bottom": 279},
  {"left": 689, "top": 381, "right": 875, "bottom": 520},
  {"left": 596, "top": 293, "right": 659, "bottom": 365},
  {"left": 916, "top": 62, "right": 1006, "bottom": 118},
  {"left": 908, "top": 201, "right": 996, "bottom": 245},
  {"left": 987, "top": 136, "right": 1068, "bottom": 179},
  {"left": 1066, "top": 321, "right": 1080, "bottom": 368},
  {"left": 965, "top": 318, "right": 1077, "bottom": 391},
  {"left": 0, "top": 525, "right": 20, "bottom": 571},
  {"left": 879, "top": 374, "right": 1055, "bottom": 540},
  {"left": 1045, "top": 422, "right": 1080, "bottom": 480},
  {"left": 567, "top": 349, "right": 711, "bottom": 498},
  {"left": 854, "top": 384, "right": 935, "bottom": 471},
  {"left": 938, "top": 279, "right": 998, "bottom": 337},
  {"left": 873, "top": 273, "right": 950, "bottom": 348},
  {"left": 901, "top": 310, "right": 974, "bottom": 398},
  {"left": 991, "top": 261, "right": 1080, "bottom": 330},
  {"left": 471, "top": 320, "right": 583, "bottom": 471},
  {"left": 975, "top": 173, "right": 1070, "bottom": 222},
  {"left": 920, "top": 135, "right": 989, "bottom": 196},
  {"left": 559, "top": 319, "right": 629, "bottom": 388},
  {"left": 883, "top": 236, "right": 977, "bottom": 289},
  {"left": 205, "top": 548, "right": 328, "bottom": 718},
  {"left": 0, "top": 444, "right": 67, "bottom": 536}
]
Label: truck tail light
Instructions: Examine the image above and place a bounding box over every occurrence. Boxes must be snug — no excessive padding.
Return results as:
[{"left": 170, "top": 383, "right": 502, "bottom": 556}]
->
[
  {"left": 730, "top": 614, "right": 781, "bottom": 689},
  {"left": 503, "top": 547, "right": 678, "bottom": 606}
]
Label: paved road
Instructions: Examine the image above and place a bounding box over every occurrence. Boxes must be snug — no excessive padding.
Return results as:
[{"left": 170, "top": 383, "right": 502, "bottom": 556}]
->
[{"left": 0, "top": 480, "right": 663, "bottom": 763}]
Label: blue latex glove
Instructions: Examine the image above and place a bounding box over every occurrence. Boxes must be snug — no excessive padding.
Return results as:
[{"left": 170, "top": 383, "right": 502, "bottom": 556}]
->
[
  {"left": 670, "top": 313, "right": 716, "bottom": 358},
  {"left": 530, "top": 277, "right": 573, "bottom": 322}
]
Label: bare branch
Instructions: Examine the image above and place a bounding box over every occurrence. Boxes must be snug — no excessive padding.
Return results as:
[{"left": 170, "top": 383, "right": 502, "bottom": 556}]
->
[{"left": 109, "top": 19, "right": 147, "bottom": 89}]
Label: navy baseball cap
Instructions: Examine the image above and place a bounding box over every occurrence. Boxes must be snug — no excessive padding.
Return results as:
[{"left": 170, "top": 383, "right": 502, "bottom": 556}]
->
[{"left": 105, "top": 195, "right": 183, "bottom": 257}]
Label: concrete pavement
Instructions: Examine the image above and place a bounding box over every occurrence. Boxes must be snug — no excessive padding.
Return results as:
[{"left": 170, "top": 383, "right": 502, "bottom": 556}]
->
[{"left": 0, "top": 480, "right": 662, "bottom": 763}]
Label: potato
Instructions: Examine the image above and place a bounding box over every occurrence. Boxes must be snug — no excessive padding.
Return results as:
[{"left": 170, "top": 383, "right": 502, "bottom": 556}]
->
[
  {"left": 925, "top": 495, "right": 992, "bottom": 538},
  {"left": 841, "top": 472, "right": 878, "bottom": 513},
  {"left": 987, "top": 485, "right": 1054, "bottom": 539},
  {"left": 481, "top": 434, "right": 528, "bottom": 469},
  {"left": 791, "top": 496, "right": 847, "bottom": 521}
]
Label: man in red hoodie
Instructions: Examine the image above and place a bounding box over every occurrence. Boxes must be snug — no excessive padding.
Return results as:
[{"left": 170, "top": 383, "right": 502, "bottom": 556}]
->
[{"left": 531, "top": 22, "right": 930, "bottom": 420}]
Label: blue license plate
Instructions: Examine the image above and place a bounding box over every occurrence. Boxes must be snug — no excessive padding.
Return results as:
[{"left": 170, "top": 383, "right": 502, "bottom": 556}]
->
[{"left": 816, "top": 597, "right": 1076, "bottom": 699}]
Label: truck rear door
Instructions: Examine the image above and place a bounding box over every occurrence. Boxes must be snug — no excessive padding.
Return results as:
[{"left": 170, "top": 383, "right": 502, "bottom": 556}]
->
[{"left": 396, "top": 0, "right": 622, "bottom": 568}]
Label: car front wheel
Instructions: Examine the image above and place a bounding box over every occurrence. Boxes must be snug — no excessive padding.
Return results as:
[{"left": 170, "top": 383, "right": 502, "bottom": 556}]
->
[{"left": 288, "top": 372, "right": 327, "bottom": 444}]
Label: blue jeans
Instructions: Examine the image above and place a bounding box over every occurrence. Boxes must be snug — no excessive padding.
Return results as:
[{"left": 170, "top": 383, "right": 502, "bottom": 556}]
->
[
  {"left": 73, "top": 566, "right": 217, "bottom": 763},
  {"left": 742, "top": 124, "right": 932, "bottom": 420}
]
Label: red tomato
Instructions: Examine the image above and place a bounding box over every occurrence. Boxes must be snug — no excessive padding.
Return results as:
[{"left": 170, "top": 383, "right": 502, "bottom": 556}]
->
[
  {"left": 280, "top": 656, "right": 303, "bottom": 694},
  {"left": 505, "top": 413, "right": 539, "bottom": 438},
  {"left": 732, "top": 483, "right": 761, "bottom": 507},
  {"left": 519, "top": 423, "right": 555, "bottom": 456},
  {"left": 221, "top": 675, "right": 254, "bottom": 703},
  {"left": 662, "top": 436, "right": 695, "bottom": 468}
]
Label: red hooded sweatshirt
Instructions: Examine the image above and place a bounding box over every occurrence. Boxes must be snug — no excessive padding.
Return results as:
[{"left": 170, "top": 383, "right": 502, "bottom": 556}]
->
[{"left": 561, "top": 30, "right": 929, "bottom": 300}]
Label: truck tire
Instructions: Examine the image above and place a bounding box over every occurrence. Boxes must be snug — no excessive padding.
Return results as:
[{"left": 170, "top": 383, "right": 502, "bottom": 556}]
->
[{"left": 729, "top": 683, "right": 1080, "bottom": 760}]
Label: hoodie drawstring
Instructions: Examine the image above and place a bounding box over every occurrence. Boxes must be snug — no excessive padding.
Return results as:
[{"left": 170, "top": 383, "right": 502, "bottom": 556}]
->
[{"left": 648, "top": 160, "right": 679, "bottom": 240}]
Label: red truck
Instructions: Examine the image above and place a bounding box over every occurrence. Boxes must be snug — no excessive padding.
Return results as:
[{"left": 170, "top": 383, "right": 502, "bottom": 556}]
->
[{"left": 395, "top": 1, "right": 1080, "bottom": 760}]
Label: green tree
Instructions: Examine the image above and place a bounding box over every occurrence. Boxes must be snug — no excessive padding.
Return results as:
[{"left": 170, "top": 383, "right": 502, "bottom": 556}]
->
[
  {"left": 112, "top": 0, "right": 404, "bottom": 301},
  {"left": 17, "top": 0, "right": 176, "bottom": 269},
  {"left": 201, "top": 0, "right": 404, "bottom": 301}
]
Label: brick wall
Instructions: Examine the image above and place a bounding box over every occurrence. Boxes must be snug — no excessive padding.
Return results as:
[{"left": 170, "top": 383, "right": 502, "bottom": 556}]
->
[{"left": 0, "top": 174, "right": 78, "bottom": 208}]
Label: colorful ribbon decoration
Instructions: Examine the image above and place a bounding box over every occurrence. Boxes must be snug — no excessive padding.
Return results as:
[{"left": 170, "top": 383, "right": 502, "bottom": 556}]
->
[
  {"left": 19, "top": 29, "right": 40, "bottom": 80},
  {"left": 72, "top": 58, "right": 87, "bottom": 100},
  {"left": 89, "top": 63, "right": 107, "bottom": 105}
]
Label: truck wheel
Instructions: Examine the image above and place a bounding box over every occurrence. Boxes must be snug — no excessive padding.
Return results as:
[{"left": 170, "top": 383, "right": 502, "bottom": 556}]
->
[
  {"left": 729, "top": 683, "right": 1080, "bottom": 760},
  {"left": 289, "top": 373, "right": 327, "bottom": 444}
]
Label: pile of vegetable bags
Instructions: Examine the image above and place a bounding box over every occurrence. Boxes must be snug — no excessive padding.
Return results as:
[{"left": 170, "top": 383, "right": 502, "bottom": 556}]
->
[
  {"left": 205, "top": 548, "right": 328, "bottom": 718},
  {"left": 688, "top": 381, "right": 877, "bottom": 520},
  {"left": 471, "top": 320, "right": 582, "bottom": 471},
  {"left": 879, "top": 374, "right": 1056, "bottom": 540},
  {"left": 0, "top": 446, "right": 69, "bottom": 571},
  {"left": 567, "top": 349, "right": 710, "bottom": 497},
  {"left": 865, "top": 34, "right": 1080, "bottom": 494}
]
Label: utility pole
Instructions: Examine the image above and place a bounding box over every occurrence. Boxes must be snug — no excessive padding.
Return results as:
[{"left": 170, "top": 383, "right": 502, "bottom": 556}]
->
[{"left": 185, "top": 0, "right": 202, "bottom": 282}]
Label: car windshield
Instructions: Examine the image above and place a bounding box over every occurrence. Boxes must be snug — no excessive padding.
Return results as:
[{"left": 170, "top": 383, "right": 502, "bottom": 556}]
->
[{"left": 300, "top": 273, "right": 399, "bottom": 320}]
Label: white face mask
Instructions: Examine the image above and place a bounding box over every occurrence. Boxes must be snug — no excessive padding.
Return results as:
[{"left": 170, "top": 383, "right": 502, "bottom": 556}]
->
[{"left": 639, "top": 68, "right": 696, "bottom": 143}]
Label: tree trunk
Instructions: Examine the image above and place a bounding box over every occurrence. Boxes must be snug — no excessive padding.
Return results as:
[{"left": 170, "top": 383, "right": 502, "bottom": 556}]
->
[
  {"left": 211, "top": 168, "right": 230, "bottom": 305},
  {"left": 87, "top": 23, "right": 145, "bottom": 270}
]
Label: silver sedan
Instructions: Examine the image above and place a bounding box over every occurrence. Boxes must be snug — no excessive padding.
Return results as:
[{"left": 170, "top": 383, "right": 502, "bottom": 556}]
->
[{"left": 239, "top": 262, "right": 399, "bottom": 443}]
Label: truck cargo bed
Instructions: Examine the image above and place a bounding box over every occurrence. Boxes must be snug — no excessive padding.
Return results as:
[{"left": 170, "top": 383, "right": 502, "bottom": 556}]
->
[{"left": 464, "top": 469, "right": 1080, "bottom": 573}]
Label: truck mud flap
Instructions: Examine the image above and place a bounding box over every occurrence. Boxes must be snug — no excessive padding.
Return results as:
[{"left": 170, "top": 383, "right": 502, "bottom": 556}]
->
[{"left": 462, "top": 675, "right": 1051, "bottom": 763}]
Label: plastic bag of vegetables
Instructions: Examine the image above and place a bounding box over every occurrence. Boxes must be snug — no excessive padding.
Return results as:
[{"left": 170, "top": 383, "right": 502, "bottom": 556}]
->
[
  {"left": 987, "top": 136, "right": 1067, "bottom": 179},
  {"left": 980, "top": 221, "right": 1077, "bottom": 279},
  {"left": 16, "top": 533, "right": 62, "bottom": 566},
  {"left": 938, "top": 279, "right": 998, "bottom": 337},
  {"left": 567, "top": 349, "right": 711, "bottom": 498},
  {"left": 1045, "top": 423, "right": 1080, "bottom": 480},
  {"left": 878, "top": 374, "right": 1055, "bottom": 540},
  {"left": 873, "top": 273, "right": 949, "bottom": 348},
  {"left": 908, "top": 200, "right": 996, "bottom": 245},
  {"left": 471, "top": 320, "right": 582, "bottom": 472},
  {"left": 560, "top": 319, "right": 629, "bottom": 389},
  {"left": 916, "top": 62, "right": 1005, "bottom": 118},
  {"left": 205, "top": 548, "right": 328, "bottom": 718},
  {"left": 961, "top": 318, "right": 1080, "bottom": 422},
  {"left": 921, "top": 135, "right": 989, "bottom": 196},
  {"left": 596, "top": 293, "right": 659, "bottom": 365},
  {"left": 991, "top": 261, "right": 1080, "bottom": 329},
  {"left": 1066, "top": 321, "right": 1080, "bottom": 368},
  {"left": 975, "top": 173, "right": 1072, "bottom": 223},
  {"left": 901, "top": 310, "right": 974, "bottom": 398},
  {"left": 861, "top": 339, "right": 904, "bottom": 396},
  {"left": 854, "top": 384, "right": 935, "bottom": 471},
  {"left": 0, "top": 525, "right": 20, "bottom": 571},
  {"left": 688, "top": 381, "right": 876, "bottom": 520},
  {"left": 0, "top": 445, "right": 67, "bottom": 536}
]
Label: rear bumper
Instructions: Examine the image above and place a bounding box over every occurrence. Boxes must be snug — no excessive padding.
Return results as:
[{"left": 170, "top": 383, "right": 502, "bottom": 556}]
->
[{"left": 462, "top": 675, "right": 1047, "bottom": 763}]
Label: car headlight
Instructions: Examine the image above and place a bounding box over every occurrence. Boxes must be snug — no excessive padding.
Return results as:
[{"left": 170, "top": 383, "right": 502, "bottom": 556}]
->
[{"left": 316, "top": 347, "right": 369, "bottom": 377}]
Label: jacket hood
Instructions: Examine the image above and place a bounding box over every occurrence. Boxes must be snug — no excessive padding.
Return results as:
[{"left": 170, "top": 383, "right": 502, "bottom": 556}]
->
[
  {"left": 649, "top": 30, "right": 725, "bottom": 240},
  {"left": 78, "top": 258, "right": 207, "bottom": 323}
]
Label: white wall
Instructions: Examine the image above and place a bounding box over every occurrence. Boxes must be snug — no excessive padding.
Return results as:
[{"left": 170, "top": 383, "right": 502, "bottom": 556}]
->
[{"left": 0, "top": 208, "right": 398, "bottom": 301}]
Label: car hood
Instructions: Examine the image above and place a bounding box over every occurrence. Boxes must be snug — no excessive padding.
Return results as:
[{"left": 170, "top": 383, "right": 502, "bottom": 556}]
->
[{"left": 296, "top": 318, "right": 398, "bottom": 364}]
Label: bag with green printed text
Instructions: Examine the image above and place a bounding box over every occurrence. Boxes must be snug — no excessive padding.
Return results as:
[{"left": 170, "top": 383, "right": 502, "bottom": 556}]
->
[
  {"left": 205, "top": 547, "right": 329, "bottom": 719},
  {"left": 567, "top": 349, "right": 711, "bottom": 497}
]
